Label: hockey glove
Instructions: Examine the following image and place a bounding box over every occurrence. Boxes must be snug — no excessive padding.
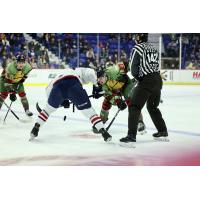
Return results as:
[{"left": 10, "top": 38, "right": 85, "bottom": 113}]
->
[
  {"left": 4, "top": 82, "right": 14, "bottom": 92},
  {"left": 92, "top": 85, "right": 104, "bottom": 99},
  {"left": 10, "top": 93, "right": 17, "bottom": 102},
  {"left": 115, "top": 99, "right": 127, "bottom": 110},
  {"left": 61, "top": 99, "right": 70, "bottom": 108},
  {"left": 19, "top": 78, "right": 25, "bottom": 83},
  {"left": 19, "top": 75, "right": 27, "bottom": 83},
  {"left": 160, "top": 71, "right": 167, "bottom": 81}
]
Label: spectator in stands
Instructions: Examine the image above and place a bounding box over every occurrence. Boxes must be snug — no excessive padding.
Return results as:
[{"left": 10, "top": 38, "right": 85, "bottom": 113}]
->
[
  {"left": 126, "top": 33, "right": 133, "bottom": 41},
  {"left": 34, "top": 42, "right": 42, "bottom": 59},
  {"left": 79, "top": 35, "right": 88, "bottom": 54},
  {"left": 14, "top": 34, "right": 23, "bottom": 46},
  {"left": 43, "top": 33, "right": 50, "bottom": 48},
  {"left": 120, "top": 50, "right": 127, "bottom": 61},
  {"left": 36, "top": 33, "right": 43, "bottom": 43},
  {"left": 109, "top": 33, "right": 117, "bottom": 40},
  {"left": 0, "top": 34, "right": 10, "bottom": 47},
  {"left": 83, "top": 40, "right": 89, "bottom": 53},
  {"left": 29, "top": 47, "right": 35, "bottom": 58},
  {"left": 29, "top": 57, "right": 38, "bottom": 69},
  {"left": 1, "top": 56, "right": 8, "bottom": 69},
  {"left": 72, "top": 39, "right": 77, "bottom": 49},
  {"left": 40, "top": 47, "right": 49, "bottom": 67},
  {"left": 8, "top": 34, "right": 15, "bottom": 47},
  {"left": 28, "top": 41, "right": 35, "bottom": 50},
  {"left": 37, "top": 56, "right": 44, "bottom": 69},
  {"left": 41, "top": 54, "right": 49, "bottom": 69},
  {"left": 100, "top": 47, "right": 109, "bottom": 61},
  {"left": 106, "top": 56, "right": 114, "bottom": 67},
  {"left": 113, "top": 52, "right": 118, "bottom": 64},
  {"left": 86, "top": 48, "right": 95, "bottom": 60},
  {"left": 186, "top": 60, "right": 198, "bottom": 70},
  {"left": 166, "top": 40, "right": 179, "bottom": 57}
]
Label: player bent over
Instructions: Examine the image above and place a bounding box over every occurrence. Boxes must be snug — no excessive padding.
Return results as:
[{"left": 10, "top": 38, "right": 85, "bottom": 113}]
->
[
  {"left": 30, "top": 67, "right": 112, "bottom": 142},
  {"left": 92, "top": 62, "right": 146, "bottom": 134}
]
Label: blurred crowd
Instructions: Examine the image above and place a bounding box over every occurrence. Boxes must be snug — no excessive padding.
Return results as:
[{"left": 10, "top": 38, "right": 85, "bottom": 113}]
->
[
  {"left": 29, "top": 33, "right": 135, "bottom": 70},
  {"left": 1, "top": 33, "right": 200, "bottom": 70},
  {"left": 0, "top": 33, "right": 50, "bottom": 69},
  {"left": 162, "top": 33, "right": 200, "bottom": 69},
  {"left": 182, "top": 33, "right": 200, "bottom": 70}
]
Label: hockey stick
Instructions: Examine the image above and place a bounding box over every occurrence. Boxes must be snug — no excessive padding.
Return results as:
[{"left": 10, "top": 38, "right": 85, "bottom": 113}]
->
[
  {"left": 3, "top": 101, "right": 13, "bottom": 123},
  {"left": 105, "top": 93, "right": 125, "bottom": 131},
  {"left": 71, "top": 95, "right": 93, "bottom": 113},
  {"left": 0, "top": 86, "right": 31, "bottom": 123},
  {"left": 0, "top": 95, "right": 20, "bottom": 120},
  {"left": 0, "top": 98, "right": 30, "bottom": 123},
  {"left": 3, "top": 84, "right": 20, "bottom": 123},
  {"left": 36, "top": 102, "right": 42, "bottom": 113},
  {"left": 106, "top": 109, "right": 120, "bottom": 131}
]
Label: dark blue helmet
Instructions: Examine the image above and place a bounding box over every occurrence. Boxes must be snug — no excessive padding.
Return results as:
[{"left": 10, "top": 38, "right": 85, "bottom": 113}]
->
[
  {"left": 96, "top": 67, "right": 105, "bottom": 78},
  {"left": 16, "top": 54, "right": 25, "bottom": 63}
]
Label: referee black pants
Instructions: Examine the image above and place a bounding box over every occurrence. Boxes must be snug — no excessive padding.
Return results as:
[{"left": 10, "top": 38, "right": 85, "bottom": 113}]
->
[{"left": 128, "top": 73, "right": 167, "bottom": 138}]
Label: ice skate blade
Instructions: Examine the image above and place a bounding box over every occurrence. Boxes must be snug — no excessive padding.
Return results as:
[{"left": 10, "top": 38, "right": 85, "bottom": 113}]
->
[
  {"left": 119, "top": 142, "right": 136, "bottom": 148},
  {"left": 92, "top": 129, "right": 100, "bottom": 134},
  {"left": 105, "top": 137, "right": 112, "bottom": 142},
  {"left": 154, "top": 137, "right": 169, "bottom": 142},
  {"left": 29, "top": 134, "right": 36, "bottom": 141}
]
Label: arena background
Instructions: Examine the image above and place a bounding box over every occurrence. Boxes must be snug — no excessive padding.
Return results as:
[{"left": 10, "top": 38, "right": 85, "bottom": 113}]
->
[
  {"left": 0, "top": 1, "right": 199, "bottom": 200},
  {"left": 1, "top": 33, "right": 200, "bottom": 85}
]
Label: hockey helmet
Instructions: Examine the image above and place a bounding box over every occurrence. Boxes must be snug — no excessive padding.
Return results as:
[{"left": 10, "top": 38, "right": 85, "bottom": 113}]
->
[
  {"left": 96, "top": 67, "right": 106, "bottom": 78},
  {"left": 16, "top": 54, "right": 25, "bottom": 63}
]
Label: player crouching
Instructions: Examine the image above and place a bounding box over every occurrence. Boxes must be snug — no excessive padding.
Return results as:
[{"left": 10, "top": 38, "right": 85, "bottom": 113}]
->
[{"left": 29, "top": 67, "right": 112, "bottom": 142}]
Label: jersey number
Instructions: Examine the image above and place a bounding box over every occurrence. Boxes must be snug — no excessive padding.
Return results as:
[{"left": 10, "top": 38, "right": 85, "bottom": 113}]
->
[{"left": 147, "top": 53, "right": 158, "bottom": 63}]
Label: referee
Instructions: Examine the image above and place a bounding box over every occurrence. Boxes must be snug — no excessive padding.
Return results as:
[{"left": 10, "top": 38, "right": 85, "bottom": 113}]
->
[{"left": 120, "top": 33, "right": 168, "bottom": 147}]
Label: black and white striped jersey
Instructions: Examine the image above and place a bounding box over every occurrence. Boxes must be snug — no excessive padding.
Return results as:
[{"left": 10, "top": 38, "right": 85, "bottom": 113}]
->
[{"left": 129, "top": 42, "right": 160, "bottom": 81}]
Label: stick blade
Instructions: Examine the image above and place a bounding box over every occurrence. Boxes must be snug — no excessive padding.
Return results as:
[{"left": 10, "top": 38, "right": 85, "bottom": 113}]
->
[{"left": 36, "top": 102, "right": 42, "bottom": 113}]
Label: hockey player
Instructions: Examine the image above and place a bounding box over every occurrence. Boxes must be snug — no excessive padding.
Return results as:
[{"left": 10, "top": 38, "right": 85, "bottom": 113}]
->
[
  {"left": 30, "top": 67, "right": 112, "bottom": 142},
  {"left": 0, "top": 54, "right": 33, "bottom": 116},
  {"left": 92, "top": 62, "right": 146, "bottom": 134}
]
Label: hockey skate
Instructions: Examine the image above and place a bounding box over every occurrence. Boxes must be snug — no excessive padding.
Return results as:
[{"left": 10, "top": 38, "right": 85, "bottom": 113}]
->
[
  {"left": 25, "top": 110, "right": 33, "bottom": 117},
  {"left": 119, "top": 134, "right": 136, "bottom": 148},
  {"left": 92, "top": 119, "right": 107, "bottom": 134},
  {"left": 29, "top": 123, "right": 40, "bottom": 141},
  {"left": 92, "top": 125, "right": 100, "bottom": 134},
  {"left": 137, "top": 121, "right": 147, "bottom": 135},
  {"left": 153, "top": 132, "right": 169, "bottom": 142},
  {"left": 99, "top": 128, "right": 112, "bottom": 142}
]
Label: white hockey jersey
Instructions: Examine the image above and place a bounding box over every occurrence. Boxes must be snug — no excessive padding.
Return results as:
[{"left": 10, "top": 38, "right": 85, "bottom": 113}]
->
[{"left": 46, "top": 67, "right": 97, "bottom": 98}]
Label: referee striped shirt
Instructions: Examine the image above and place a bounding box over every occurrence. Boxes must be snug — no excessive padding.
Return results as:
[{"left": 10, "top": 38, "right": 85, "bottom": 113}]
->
[{"left": 129, "top": 42, "right": 160, "bottom": 81}]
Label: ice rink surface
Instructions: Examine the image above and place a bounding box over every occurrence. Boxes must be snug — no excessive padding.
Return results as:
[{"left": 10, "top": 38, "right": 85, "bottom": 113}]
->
[{"left": 0, "top": 84, "right": 200, "bottom": 166}]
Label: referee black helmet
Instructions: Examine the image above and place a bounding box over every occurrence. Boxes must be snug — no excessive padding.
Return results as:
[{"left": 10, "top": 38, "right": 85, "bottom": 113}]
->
[{"left": 135, "top": 33, "right": 148, "bottom": 43}]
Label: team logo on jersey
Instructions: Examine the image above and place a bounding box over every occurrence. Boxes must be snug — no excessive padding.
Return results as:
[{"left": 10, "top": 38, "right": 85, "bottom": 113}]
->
[{"left": 77, "top": 102, "right": 88, "bottom": 107}]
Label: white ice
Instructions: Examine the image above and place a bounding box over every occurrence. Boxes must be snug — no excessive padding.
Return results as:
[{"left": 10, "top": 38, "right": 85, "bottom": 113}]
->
[{"left": 0, "top": 85, "right": 200, "bottom": 165}]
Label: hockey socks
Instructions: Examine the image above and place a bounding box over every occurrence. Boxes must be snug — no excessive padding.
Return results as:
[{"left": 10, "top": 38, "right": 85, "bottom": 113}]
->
[{"left": 36, "top": 103, "right": 56, "bottom": 126}]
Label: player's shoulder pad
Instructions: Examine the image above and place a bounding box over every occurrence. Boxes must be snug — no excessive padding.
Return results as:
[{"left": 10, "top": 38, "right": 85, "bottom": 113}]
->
[
  {"left": 6, "top": 62, "right": 16, "bottom": 75},
  {"left": 23, "top": 62, "right": 33, "bottom": 74}
]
